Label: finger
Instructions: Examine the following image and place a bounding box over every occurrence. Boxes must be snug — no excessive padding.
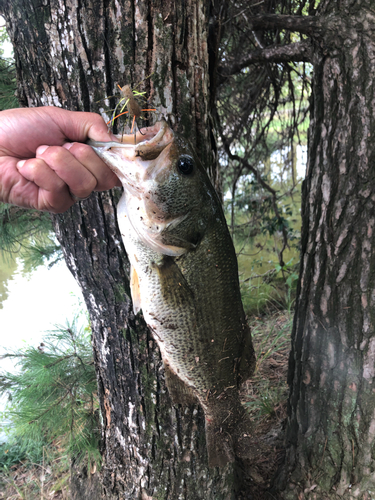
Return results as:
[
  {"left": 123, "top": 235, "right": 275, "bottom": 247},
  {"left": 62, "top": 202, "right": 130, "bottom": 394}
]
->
[
  {"left": 62, "top": 142, "right": 121, "bottom": 190},
  {"left": 36, "top": 144, "right": 98, "bottom": 199},
  {"left": 16, "top": 158, "right": 74, "bottom": 213}
]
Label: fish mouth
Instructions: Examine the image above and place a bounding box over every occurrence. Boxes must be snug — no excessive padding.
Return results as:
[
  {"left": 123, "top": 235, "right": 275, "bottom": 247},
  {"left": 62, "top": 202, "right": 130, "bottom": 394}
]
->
[
  {"left": 89, "top": 120, "right": 173, "bottom": 158},
  {"left": 134, "top": 121, "right": 174, "bottom": 160},
  {"left": 88, "top": 121, "right": 175, "bottom": 193}
]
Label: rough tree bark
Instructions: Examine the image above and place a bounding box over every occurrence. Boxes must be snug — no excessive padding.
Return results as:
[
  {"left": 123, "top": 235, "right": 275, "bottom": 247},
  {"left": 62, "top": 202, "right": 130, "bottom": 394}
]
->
[
  {"left": 0, "top": 0, "right": 240, "bottom": 498},
  {"left": 277, "top": 3, "right": 375, "bottom": 498}
]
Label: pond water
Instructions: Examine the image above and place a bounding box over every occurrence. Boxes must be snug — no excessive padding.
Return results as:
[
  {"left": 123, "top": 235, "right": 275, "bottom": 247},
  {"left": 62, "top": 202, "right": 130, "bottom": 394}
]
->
[{"left": 0, "top": 253, "right": 84, "bottom": 441}]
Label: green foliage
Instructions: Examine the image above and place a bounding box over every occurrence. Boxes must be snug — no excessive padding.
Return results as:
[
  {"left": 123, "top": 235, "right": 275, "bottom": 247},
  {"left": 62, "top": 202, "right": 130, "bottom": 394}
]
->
[
  {"left": 246, "top": 377, "right": 287, "bottom": 420},
  {"left": 0, "top": 58, "right": 17, "bottom": 110},
  {"left": 0, "top": 319, "right": 101, "bottom": 470},
  {"left": 0, "top": 204, "right": 62, "bottom": 270},
  {"left": 254, "top": 314, "right": 292, "bottom": 368},
  {"left": 0, "top": 434, "right": 46, "bottom": 468},
  {"left": 240, "top": 256, "right": 299, "bottom": 316},
  {"left": 214, "top": 0, "right": 310, "bottom": 277}
]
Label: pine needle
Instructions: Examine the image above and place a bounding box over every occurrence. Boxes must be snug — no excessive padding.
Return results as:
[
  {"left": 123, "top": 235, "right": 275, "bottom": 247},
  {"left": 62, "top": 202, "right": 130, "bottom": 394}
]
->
[{"left": 0, "top": 319, "right": 101, "bottom": 466}]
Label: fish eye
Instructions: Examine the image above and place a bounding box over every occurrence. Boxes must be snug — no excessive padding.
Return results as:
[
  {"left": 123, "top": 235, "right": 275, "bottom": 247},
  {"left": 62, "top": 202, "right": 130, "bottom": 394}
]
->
[{"left": 177, "top": 155, "right": 194, "bottom": 175}]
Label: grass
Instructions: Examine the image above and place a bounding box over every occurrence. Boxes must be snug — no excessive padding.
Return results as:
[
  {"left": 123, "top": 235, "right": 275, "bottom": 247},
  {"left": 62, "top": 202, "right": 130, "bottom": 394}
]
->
[
  {"left": 240, "top": 267, "right": 298, "bottom": 317},
  {"left": 244, "top": 312, "right": 292, "bottom": 423},
  {"left": 0, "top": 441, "right": 70, "bottom": 499}
]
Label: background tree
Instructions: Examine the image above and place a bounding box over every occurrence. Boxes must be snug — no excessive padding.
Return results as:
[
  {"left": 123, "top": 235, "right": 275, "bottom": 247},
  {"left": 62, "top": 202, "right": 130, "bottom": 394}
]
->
[
  {"left": 214, "top": 0, "right": 375, "bottom": 497},
  {"left": 278, "top": 3, "right": 375, "bottom": 498},
  {"left": 209, "top": 1, "right": 375, "bottom": 496}
]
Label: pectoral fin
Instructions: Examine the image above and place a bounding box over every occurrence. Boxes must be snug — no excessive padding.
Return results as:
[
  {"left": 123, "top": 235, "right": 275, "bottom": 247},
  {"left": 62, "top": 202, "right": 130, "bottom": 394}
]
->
[
  {"left": 130, "top": 265, "right": 142, "bottom": 314},
  {"left": 154, "top": 257, "right": 195, "bottom": 306}
]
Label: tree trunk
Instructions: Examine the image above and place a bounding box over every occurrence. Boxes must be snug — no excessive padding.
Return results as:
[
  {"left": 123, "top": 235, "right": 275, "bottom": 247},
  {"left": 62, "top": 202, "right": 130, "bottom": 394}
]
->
[
  {"left": 0, "top": 0, "right": 240, "bottom": 498},
  {"left": 278, "top": 3, "right": 375, "bottom": 498}
]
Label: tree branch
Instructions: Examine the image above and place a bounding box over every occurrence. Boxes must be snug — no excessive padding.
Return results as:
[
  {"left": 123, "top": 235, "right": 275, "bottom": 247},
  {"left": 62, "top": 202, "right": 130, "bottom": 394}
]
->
[
  {"left": 219, "top": 41, "right": 312, "bottom": 81},
  {"left": 228, "top": 151, "right": 289, "bottom": 266},
  {"left": 249, "top": 14, "right": 320, "bottom": 35}
]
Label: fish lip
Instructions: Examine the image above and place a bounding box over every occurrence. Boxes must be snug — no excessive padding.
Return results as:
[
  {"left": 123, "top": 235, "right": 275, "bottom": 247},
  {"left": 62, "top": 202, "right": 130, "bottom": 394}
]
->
[
  {"left": 134, "top": 121, "right": 174, "bottom": 160},
  {"left": 137, "top": 120, "right": 169, "bottom": 145},
  {"left": 114, "top": 120, "right": 173, "bottom": 155}
]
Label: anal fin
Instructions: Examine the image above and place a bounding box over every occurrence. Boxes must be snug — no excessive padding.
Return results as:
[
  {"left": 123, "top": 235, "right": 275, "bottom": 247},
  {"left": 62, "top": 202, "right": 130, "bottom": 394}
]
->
[{"left": 164, "top": 362, "right": 197, "bottom": 405}]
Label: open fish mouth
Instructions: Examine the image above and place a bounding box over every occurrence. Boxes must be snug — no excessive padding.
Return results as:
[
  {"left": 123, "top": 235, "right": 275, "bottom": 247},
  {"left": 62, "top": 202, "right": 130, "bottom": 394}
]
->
[
  {"left": 87, "top": 121, "right": 174, "bottom": 195},
  {"left": 87, "top": 120, "right": 173, "bottom": 160}
]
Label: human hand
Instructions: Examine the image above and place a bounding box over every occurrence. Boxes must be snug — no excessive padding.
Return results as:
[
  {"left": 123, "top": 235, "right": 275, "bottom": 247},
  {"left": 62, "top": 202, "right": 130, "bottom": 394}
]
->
[{"left": 0, "top": 106, "right": 122, "bottom": 213}]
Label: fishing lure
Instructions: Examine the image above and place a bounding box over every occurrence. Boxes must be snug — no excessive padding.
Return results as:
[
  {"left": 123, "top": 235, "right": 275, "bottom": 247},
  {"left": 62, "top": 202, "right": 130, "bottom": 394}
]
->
[{"left": 107, "top": 83, "right": 156, "bottom": 136}]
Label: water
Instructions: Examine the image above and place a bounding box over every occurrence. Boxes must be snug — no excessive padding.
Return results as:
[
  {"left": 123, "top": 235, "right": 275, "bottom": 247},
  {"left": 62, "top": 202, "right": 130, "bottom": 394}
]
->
[{"left": 0, "top": 253, "right": 84, "bottom": 442}]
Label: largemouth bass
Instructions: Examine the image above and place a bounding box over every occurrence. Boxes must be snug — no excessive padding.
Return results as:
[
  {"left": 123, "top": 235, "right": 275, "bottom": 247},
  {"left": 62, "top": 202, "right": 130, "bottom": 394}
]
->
[{"left": 88, "top": 122, "right": 255, "bottom": 467}]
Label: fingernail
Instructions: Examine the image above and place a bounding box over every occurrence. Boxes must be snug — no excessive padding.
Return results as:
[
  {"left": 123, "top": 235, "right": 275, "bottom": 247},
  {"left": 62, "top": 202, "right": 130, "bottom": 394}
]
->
[
  {"left": 63, "top": 142, "right": 73, "bottom": 150},
  {"left": 36, "top": 145, "right": 49, "bottom": 155},
  {"left": 16, "top": 160, "right": 26, "bottom": 169}
]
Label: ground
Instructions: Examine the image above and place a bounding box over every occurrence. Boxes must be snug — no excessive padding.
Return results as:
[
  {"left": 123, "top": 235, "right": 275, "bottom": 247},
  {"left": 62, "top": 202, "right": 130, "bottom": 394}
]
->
[
  {"left": 238, "top": 312, "right": 290, "bottom": 500},
  {"left": 0, "top": 445, "right": 70, "bottom": 499}
]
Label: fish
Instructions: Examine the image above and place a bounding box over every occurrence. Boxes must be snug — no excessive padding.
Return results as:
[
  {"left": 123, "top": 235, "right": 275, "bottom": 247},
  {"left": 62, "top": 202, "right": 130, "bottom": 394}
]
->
[{"left": 88, "top": 121, "right": 256, "bottom": 467}]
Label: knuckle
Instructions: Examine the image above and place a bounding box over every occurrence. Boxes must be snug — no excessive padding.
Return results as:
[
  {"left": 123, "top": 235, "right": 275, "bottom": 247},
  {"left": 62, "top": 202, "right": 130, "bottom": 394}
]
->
[
  {"left": 46, "top": 146, "right": 64, "bottom": 163},
  {"left": 37, "top": 145, "right": 64, "bottom": 165},
  {"left": 99, "top": 173, "right": 118, "bottom": 191},
  {"left": 24, "top": 157, "right": 46, "bottom": 174},
  {"left": 72, "top": 179, "right": 97, "bottom": 199},
  {"left": 44, "top": 193, "right": 73, "bottom": 214},
  {"left": 69, "top": 142, "right": 92, "bottom": 162}
]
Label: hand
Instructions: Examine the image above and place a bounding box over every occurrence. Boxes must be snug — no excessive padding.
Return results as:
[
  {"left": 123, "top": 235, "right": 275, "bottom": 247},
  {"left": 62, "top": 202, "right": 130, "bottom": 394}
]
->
[{"left": 0, "top": 106, "right": 121, "bottom": 213}]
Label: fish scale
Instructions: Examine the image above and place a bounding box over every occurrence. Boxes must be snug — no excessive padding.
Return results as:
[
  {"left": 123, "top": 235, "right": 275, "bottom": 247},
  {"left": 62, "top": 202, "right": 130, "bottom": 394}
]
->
[{"left": 88, "top": 121, "right": 256, "bottom": 467}]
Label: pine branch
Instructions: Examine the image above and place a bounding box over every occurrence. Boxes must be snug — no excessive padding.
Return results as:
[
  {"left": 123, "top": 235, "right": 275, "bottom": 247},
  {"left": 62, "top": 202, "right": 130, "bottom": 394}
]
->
[
  {"left": 0, "top": 321, "right": 101, "bottom": 464},
  {"left": 227, "top": 150, "right": 290, "bottom": 267}
]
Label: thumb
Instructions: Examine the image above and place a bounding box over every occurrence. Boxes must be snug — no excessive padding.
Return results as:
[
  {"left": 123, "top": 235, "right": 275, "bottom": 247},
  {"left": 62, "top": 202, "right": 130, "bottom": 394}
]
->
[{"left": 49, "top": 108, "right": 114, "bottom": 143}]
